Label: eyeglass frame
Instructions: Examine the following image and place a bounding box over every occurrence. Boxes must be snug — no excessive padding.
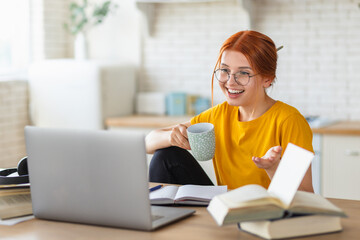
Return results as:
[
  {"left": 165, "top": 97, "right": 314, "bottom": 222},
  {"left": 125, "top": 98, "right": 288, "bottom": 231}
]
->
[{"left": 213, "top": 68, "right": 259, "bottom": 86}]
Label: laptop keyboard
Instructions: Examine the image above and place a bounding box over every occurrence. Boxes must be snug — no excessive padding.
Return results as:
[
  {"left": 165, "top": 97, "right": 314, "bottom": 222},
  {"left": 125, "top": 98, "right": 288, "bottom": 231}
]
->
[{"left": 151, "top": 214, "right": 164, "bottom": 221}]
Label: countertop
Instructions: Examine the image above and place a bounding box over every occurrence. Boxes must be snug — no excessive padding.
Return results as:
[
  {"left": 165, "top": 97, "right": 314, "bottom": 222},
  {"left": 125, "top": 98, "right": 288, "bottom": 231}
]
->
[
  {"left": 311, "top": 121, "right": 360, "bottom": 136},
  {"left": 106, "top": 115, "right": 360, "bottom": 136},
  {"left": 106, "top": 115, "right": 192, "bottom": 129}
]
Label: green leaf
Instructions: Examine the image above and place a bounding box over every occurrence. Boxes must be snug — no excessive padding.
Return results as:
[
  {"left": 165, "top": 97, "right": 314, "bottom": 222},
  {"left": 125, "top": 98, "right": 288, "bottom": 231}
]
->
[{"left": 64, "top": 0, "right": 117, "bottom": 35}]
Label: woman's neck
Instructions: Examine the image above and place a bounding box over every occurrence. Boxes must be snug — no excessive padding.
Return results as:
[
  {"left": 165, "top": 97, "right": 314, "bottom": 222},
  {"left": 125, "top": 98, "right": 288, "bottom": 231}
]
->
[{"left": 238, "top": 95, "right": 276, "bottom": 122}]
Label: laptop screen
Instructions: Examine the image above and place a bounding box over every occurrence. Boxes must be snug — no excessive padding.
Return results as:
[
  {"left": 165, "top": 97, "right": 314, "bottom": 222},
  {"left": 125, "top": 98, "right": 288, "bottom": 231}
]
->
[{"left": 25, "top": 126, "right": 153, "bottom": 230}]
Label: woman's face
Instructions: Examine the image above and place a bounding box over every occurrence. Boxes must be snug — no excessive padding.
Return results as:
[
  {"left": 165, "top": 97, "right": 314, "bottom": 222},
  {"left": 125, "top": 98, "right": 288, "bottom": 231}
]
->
[{"left": 218, "top": 50, "right": 269, "bottom": 107}]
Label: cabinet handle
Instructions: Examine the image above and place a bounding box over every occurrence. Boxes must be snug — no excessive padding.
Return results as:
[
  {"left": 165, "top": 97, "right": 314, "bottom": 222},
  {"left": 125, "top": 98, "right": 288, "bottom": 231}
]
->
[{"left": 345, "top": 149, "right": 360, "bottom": 156}]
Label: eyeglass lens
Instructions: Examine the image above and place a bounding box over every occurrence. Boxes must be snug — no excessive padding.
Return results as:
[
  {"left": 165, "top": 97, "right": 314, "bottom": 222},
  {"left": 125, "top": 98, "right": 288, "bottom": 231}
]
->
[{"left": 215, "top": 69, "right": 250, "bottom": 86}]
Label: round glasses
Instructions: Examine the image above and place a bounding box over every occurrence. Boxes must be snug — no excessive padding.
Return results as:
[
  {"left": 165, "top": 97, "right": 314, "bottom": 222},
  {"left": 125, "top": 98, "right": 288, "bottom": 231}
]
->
[{"left": 214, "top": 69, "right": 258, "bottom": 86}]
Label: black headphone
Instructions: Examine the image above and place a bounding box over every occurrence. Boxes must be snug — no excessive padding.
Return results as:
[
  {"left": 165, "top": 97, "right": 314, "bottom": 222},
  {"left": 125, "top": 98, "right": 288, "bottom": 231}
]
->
[{"left": 0, "top": 156, "right": 29, "bottom": 185}]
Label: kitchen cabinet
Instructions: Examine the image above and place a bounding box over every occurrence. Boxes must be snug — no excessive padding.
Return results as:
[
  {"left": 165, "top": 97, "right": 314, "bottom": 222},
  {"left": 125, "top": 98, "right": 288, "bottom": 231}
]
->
[
  {"left": 313, "top": 121, "right": 360, "bottom": 200},
  {"left": 321, "top": 135, "right": 360, "bottom": 200},
  {"left": 311, "top": 134, "right": 322, "bottom": 195}
]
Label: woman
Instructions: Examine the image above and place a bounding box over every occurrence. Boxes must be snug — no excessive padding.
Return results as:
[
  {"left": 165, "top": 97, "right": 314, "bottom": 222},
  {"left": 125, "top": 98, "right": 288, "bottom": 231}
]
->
[{"left": 146, "top": 30, "right": 314, "bottom": 192}]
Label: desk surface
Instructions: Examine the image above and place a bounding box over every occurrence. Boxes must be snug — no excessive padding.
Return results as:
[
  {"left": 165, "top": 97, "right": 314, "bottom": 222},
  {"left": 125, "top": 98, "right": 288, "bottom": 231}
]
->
[{"left": 1, "top": 198, "right": 359, "bottom": 240}]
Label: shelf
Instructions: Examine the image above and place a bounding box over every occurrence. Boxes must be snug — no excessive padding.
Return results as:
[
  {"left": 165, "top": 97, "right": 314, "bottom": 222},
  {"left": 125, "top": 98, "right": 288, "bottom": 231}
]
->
[
  {"left": 136, "top": 0, "right": 226, "bottom": 3},
  {"left": 136, "top": 0, "right": 248, "bottom": 36}
]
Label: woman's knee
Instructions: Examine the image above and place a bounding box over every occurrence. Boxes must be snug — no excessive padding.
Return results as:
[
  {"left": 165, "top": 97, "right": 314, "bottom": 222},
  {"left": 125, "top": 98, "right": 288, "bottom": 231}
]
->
[
  {"left": 150, "top": 147, "right": 174, "bottom": 170},
  {"left": 151, "top": 147, "right": 193, "bottom": 165},
  {"left": 149, "top": 146, "right": 213, "bottom": 185}
]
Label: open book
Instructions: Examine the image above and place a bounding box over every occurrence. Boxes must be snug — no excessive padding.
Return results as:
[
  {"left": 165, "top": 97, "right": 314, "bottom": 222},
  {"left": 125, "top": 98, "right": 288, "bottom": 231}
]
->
[
  {"left": 238, "top": 214, "right": 342, "bottom": 239},
  {"left": 207, "top": 184, "right": 346, "bottom": 225},
  {"left": 207, "top": 143, "right": 347, "bottom": 225},
  {"left": 150, "top": 185, "right": 227, "bottom": 206}
]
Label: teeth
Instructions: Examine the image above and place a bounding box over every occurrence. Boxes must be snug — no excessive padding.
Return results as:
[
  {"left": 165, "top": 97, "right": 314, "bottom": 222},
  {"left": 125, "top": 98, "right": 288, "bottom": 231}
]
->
[{"left": 228, "top": 89, "right": 244, "bottom": 94}]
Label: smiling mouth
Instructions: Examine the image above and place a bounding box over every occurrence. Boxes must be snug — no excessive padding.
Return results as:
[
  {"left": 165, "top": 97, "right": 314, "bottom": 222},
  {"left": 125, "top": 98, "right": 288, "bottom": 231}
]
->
[{"left": 227, "top": 88, "right": 245, "bottom": 94}]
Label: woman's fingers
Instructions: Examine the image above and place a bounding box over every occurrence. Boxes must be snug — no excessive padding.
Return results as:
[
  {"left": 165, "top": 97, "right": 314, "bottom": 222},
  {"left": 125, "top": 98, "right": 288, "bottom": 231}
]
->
[
  {"left": 173, "top": 131, "right": 190, "bottom": 149},
  {"left": 179, "top": 124, "right": 188, "bottom": 138},
  {"left": 252, "top": 156, "right": 274, "bottom": 168},
  {"left": 169, "top": 124, "right": 191, "bottom": 150},
  {"left": 252, "top": 146, "right": 283, "bottom": 179},
  {"left": 252, "top": 146, "right": 282, "bottom": 169}
]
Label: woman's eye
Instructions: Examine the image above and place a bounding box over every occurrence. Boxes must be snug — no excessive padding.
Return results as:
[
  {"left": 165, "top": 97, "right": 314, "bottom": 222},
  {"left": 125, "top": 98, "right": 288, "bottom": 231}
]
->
[
  {"left": 238, "top": 71, "right": 249, "bottom": 76},
  {"left": 220, "top": 69, "right": 229, "bottom": 73}
]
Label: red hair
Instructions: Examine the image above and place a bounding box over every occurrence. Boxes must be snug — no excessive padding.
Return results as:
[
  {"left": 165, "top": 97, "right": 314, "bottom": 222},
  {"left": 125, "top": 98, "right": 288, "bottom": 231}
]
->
[{"left": 211, "top": 30, "right": 278, "bottom": 106}]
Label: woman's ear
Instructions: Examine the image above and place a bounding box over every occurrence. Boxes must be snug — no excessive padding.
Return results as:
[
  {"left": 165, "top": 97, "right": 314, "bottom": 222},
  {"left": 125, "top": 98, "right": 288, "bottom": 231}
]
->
[{"left": 263, "top": 78, "right": 274, "bottom": 88}]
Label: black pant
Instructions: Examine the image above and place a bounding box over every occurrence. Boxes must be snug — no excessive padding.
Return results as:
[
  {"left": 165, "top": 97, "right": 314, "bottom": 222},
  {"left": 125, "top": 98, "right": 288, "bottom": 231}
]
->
[{"left": 149, "top": 147, "right": 214, "bottom": 185}]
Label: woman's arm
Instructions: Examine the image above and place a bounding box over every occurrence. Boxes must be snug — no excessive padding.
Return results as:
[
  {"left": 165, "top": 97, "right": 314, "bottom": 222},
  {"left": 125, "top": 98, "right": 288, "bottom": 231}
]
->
[
  {"left": 145, "top": 121, "right": 191, "bottom": 154},
  {"left": 252, "top": 146, "right": 314, "bottom": 192},
  {"left": 298, "top": 167, "right": 314, "bottom": 192}
]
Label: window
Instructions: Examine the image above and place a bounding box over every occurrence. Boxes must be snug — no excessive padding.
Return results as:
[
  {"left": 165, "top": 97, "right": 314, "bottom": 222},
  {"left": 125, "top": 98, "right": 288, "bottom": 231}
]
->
[{"left": 0, "top": 0, "right": 30, "bottom": 77}]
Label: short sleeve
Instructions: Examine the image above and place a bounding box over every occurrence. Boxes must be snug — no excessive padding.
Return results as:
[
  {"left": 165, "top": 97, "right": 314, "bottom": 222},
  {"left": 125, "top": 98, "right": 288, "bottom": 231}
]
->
[
  {"left": 280, "top": 113, "right": 314, "bottom": 154},
  {"left": 190, "top": 103, "right": 224, "bottom": 125}
]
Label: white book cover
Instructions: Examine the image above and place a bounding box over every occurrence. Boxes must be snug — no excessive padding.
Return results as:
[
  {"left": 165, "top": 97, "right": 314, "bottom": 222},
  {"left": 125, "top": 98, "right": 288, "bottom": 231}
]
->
[{"left": 268, "top": 143, "right": 314, "bottom": 207}]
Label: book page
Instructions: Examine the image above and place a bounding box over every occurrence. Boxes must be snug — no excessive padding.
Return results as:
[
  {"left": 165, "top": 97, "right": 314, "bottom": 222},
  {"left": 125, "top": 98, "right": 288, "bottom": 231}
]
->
[
  {"left": 268, "top": 143, "right": 314, "bottom": 207},
  {"left": 174, "top": 185, "right": 227, "bottom": 202},
  {"left": 290, "top": 191, "right": 347, "bottom": 217},
  {"left": 0, "top": 215, "right": 34, "bottom": 226},
  {"left": 217, "top": 184, "right": 272, "bottom": 208},
  {"left": 0, "top": 183, "right": 30, "bottom": 190},
  {"left": 149, "top": 186, "right": 179, "bottom": 203}
]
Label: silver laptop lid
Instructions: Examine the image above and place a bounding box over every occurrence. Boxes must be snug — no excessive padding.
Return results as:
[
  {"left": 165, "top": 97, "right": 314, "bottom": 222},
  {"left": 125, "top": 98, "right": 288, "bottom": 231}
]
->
[{"left": 25, "top": 126, "right": 153, "bottom": 230}]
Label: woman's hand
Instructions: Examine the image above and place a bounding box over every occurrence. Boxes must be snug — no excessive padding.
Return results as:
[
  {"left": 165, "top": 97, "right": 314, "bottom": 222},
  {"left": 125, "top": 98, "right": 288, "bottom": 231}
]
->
[
  {"left": 252, "top": 145, "right": 314, "bottom": 192},
  {"left": 169, "top": 124, "right": 191, "bottom": 150},
  {"left": 145, "top": 121, "right": 191, "bottom": 154},
  {"left": 252, "top": 146, "right": 282, "bottom": 179}
]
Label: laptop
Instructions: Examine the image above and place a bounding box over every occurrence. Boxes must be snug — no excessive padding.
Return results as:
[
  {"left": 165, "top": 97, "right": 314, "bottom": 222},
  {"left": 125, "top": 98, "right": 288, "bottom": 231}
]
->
[{"left": 24, "top": 126, "right": 195, "bottom": 231}]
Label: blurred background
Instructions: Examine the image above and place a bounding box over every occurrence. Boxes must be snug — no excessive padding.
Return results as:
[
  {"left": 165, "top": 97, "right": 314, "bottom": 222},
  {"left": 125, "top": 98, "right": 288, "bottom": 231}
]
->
[{"left": 0, "top": 0, "right": 359, "bottom": 199}]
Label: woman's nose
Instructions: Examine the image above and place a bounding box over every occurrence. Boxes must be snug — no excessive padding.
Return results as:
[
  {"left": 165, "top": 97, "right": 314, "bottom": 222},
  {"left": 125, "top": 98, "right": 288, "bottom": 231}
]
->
[{"left": 227, "top": 73, "right": 238, "bottom": 85}]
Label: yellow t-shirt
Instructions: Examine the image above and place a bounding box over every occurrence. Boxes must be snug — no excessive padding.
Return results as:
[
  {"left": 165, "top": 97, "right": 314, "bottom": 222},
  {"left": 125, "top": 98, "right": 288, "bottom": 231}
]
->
[{"left": 191, "top": 101, "right": 314, "bottom": 190}]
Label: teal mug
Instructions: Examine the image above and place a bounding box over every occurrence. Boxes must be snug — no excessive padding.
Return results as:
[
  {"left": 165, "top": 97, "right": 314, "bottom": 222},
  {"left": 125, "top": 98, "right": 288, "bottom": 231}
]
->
[{"left": 187, "top": 123, "right": 215, "bottom": 161}]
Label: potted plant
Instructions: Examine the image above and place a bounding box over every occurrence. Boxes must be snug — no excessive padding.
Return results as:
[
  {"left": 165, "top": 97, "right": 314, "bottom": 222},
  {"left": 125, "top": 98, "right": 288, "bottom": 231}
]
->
[{"left": 64, "top": 0, "right": 118, "bottom": 59}]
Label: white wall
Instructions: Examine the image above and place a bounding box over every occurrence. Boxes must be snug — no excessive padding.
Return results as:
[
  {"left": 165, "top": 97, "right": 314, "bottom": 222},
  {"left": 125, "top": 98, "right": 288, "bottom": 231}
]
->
[
  {"left": 139, "top": 0, "right": 360, "bottom": 120},
  {"left": 87, "top": 0, "right": 141, "bottom": 66},
  {"left": 140, "top": 0, "right": 250, "bottom": 104},
  {"left": 253, "top": 0, "right": 360, "bottom": 120},
  {"left": 28, "top": 0, "right": 360, "bottom": 120}
]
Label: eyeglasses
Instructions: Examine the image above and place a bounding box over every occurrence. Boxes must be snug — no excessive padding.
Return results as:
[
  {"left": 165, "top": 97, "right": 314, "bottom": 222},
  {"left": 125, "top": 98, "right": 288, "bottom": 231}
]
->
[{"left": 214, "top": 69, "right": 258, "bottom": 86}]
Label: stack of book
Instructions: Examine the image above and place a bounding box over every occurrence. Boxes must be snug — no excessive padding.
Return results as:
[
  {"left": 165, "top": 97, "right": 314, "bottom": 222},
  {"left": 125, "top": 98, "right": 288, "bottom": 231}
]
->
[
  {"left": 0, "top": 183, "right": 32, "bottom": 220},
  {"left": 238, "top": 214, "right": 343, "bottom": 240},
  {"left": 207, "top": 143, "right": 347, "bottom": 239},
  {"left": 207, "top": 185, "right": 346, "bottom": 239}
]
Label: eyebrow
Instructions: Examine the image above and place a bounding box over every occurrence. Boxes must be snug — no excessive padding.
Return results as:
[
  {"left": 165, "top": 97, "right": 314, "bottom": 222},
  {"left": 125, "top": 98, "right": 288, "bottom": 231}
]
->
[{"left": 220, "top": 63, "right": 252, "bottom": 70}]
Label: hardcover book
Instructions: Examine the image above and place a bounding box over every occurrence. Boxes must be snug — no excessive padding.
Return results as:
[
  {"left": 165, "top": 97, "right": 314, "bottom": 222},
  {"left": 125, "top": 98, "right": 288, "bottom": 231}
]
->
[
  {"left": 238, "top": 214, "right": 342, "bottom": 240},
  {"left": 207, "top": 185, "right": 346, "bottom": 225},
  {"left": 207, "top": 143, "right": 347, "bottom": 225}
]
